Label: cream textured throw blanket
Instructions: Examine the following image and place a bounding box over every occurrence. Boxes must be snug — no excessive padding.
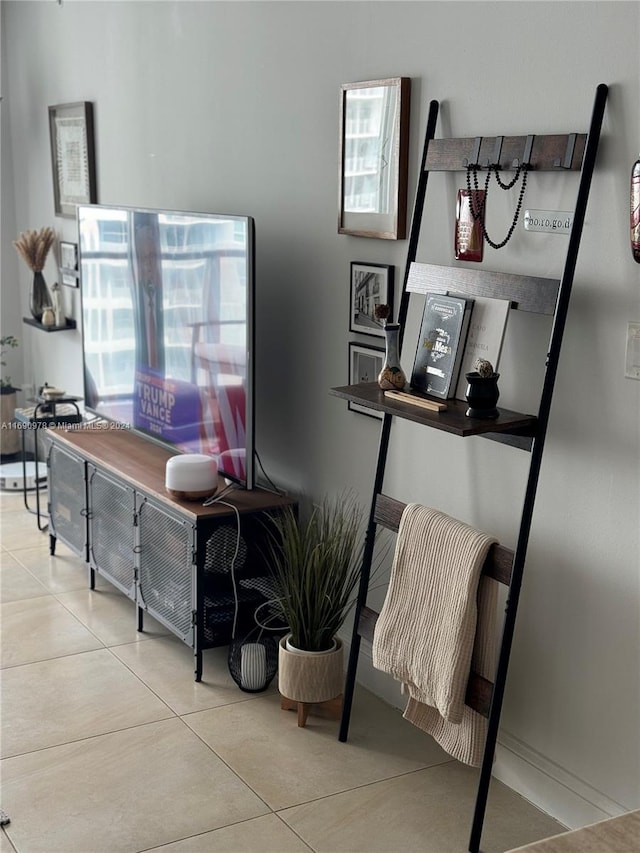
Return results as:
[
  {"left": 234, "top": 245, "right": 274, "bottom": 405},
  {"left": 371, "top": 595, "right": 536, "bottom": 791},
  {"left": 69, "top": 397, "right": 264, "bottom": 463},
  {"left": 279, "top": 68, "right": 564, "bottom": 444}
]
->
[{"left": 372, "top": 504, "right": 498, "bottom": 766}]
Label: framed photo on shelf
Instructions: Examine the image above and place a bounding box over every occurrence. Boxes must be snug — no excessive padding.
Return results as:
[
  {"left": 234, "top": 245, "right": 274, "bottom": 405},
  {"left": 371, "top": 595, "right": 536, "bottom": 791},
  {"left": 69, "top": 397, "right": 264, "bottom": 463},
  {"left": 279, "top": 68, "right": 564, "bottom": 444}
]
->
[
  {"left": 348, "top": 342, "right": 384, "bottom": 419},
  {"left": 60, "top": 241, "right": 79, "bottom": 287},
  {"left": 48, "top": 101, "right": 97, "bottom": 218},
  {"left": 349, "top": 262, "right": 394, "bottom": 338}
]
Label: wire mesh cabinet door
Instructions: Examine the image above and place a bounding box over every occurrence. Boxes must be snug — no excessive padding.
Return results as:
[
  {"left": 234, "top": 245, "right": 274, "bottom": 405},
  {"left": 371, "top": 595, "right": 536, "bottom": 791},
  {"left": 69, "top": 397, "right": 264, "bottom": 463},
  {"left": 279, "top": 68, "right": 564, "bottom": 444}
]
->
[
  {"left": 47, "top": 441, "right": 87, "bottom": 558},
  {"left": 136, "top": 495, "right": 195, "bottom": 644},
  {"left": 87, "top": 464, "right": 136, "bottom": 599}
]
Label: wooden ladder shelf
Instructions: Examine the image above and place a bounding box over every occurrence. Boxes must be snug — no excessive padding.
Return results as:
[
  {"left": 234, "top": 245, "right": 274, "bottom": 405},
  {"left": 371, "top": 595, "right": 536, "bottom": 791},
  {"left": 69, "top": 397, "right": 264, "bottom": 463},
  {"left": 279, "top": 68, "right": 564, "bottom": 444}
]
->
[{"left": 332, "top": 84, "right": 608, "bottom": 853}]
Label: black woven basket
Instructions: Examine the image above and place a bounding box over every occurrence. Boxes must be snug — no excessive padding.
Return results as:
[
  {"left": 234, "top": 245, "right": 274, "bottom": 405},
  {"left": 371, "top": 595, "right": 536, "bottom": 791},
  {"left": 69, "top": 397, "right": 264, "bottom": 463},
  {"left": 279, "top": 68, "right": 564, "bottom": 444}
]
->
[{"left": 228, "top": 632, "right": 280, "bottom": 693}]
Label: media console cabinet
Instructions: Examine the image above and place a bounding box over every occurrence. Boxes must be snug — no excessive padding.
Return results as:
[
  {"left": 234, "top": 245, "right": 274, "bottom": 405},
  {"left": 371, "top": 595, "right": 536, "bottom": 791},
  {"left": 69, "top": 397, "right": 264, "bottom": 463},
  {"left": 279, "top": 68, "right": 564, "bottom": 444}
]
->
[{"left": 46, "top": 427, "right": 295, "bottom": 680}]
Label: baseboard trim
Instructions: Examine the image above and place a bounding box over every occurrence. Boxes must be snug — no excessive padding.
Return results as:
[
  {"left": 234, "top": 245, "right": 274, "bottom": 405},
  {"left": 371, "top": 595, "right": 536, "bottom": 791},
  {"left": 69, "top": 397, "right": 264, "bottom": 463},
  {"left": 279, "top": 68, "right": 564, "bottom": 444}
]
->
[
  {"left": 494, "top": 730, "right": 629, "bottom": 830},
  {"left": 342, "top": 632, "right": 630, "bottom": 830}
]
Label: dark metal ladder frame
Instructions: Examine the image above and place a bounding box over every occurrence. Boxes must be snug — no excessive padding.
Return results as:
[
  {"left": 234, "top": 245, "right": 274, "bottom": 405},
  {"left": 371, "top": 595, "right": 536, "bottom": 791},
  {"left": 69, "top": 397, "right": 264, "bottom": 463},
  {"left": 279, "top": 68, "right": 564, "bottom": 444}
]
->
[{"left": 336, "top": 84, "right": 609, "bottom": 853}]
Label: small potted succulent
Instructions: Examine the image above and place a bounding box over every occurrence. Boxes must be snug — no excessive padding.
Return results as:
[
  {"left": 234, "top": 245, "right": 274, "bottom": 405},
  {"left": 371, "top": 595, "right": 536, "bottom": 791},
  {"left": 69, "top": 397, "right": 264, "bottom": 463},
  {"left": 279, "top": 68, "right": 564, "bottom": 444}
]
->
[{"left": 464, "top": 357, "right": 500, "bottom": 418}]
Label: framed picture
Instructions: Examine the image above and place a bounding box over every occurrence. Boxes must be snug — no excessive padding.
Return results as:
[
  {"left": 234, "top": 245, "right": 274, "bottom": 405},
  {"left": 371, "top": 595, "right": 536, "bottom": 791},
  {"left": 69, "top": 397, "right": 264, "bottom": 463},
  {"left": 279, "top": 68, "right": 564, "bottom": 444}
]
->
[
  {"left": 338, "top": 77, "right": 411, "bottom": 240},
  {"left": 348, "top": 342, "right": 384, "bottom": 418},
  {"left": 61, "top": 271, "right": 79, "bottom": 288},
  {"left": 350, "top": 262, "right": 394, "bottom": 338},
  {"left": 60, "top": 241, "right": 78, "bottom": 271},
  {"left": 49, "top": 101, "right": 97, "bottom": 218},
  {"left": 60, "top": 241, "right": 79, "bottom": 287}
]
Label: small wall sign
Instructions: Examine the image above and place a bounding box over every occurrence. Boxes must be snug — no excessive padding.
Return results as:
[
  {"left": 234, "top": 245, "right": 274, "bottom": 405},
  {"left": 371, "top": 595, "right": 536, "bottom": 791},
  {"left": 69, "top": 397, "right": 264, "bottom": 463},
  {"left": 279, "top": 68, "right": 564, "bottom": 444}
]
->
[{"left": 523, "top": 210, "right": 574, "bottom": 234}]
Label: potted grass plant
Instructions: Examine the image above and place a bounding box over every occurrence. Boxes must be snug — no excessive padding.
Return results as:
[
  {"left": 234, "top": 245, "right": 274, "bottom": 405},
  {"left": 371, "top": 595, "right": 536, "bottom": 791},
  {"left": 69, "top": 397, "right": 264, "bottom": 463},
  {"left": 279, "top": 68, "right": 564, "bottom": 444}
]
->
[
  {"left": 13, "top": 227, "right": 55, "bottom": 323},
  {"left": 263, "top": 493, "right": 365, "bottom": 711}
]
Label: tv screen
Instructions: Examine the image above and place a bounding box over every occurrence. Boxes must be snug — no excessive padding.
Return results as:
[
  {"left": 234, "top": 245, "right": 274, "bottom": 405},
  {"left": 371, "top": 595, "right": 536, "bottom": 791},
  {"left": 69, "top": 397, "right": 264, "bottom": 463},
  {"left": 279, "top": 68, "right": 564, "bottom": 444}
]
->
[{"left": 78, "top": 204, "right": 255, "bottom": 489}]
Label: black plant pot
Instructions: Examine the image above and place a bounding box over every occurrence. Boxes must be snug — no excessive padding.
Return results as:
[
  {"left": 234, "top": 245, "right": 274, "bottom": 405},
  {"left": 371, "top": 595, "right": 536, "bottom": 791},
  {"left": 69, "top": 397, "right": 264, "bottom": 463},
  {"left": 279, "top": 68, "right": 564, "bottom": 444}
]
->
[{"left": 465, "top": 372, "right": 500, "bottom": 418}]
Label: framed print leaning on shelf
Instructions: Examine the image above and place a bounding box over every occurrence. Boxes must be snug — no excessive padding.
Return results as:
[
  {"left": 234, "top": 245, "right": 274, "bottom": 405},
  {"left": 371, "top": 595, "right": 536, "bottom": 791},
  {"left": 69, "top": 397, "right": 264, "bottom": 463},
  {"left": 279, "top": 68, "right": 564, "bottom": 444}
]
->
[
  {"left": 60, "top": 241, "right": 80, "bottom": 287},
  {"left": 349, "top": 262, "right": 394, "bottom": 338},
  {"left": 49, "top": 102, "right": 97, "bottom": 218},
  {"left": 348, "top": 342, "right": 384, "bottom": 419}
]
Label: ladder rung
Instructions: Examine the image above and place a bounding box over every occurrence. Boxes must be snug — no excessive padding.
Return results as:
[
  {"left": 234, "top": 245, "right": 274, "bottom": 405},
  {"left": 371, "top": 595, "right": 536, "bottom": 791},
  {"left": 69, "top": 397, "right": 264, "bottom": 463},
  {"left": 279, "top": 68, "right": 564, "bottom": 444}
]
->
[
  {"left": 374, "top": 494, "right": 514, "bottom": 586},
  {"left": 358, "top": 605, "right": 493, "bottom": 718}
]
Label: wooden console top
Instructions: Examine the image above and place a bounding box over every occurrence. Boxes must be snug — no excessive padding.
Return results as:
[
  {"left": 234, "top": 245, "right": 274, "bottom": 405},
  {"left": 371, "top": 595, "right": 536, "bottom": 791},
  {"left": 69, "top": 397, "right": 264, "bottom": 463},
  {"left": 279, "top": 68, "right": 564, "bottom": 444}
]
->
[{"left": 49, "top": 426, "right": 294, "bottom": 520}]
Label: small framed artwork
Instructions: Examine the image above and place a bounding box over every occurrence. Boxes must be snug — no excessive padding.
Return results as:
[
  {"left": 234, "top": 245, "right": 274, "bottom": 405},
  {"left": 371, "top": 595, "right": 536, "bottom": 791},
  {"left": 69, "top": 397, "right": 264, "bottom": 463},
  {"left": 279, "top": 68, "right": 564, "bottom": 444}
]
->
[
  {"left": 338, "top": 77, "right": 410, "bottom": 239},
  {"left": 348, "top": 342, "right": 384, "bottom": 419},
  {"left": 60, "top": 241, "right": 79, "bottom": 287},
  {"left": 60, "top": 241, "right": 78, "bottom": 271},
  {"left": 350, "top": 262, "right": 394, "bottom": 338},
  {"left": 49, "top": 101, "right": 97, "bottom": 218},
  {"left": 61, "top": 271, "right": 79, "bottom": 288}
]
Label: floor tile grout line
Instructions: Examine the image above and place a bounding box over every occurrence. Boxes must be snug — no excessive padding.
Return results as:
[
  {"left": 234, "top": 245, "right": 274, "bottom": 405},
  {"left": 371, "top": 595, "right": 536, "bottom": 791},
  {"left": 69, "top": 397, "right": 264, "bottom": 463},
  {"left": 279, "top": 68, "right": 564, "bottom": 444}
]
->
[
  {"left": 102, "top": 641, "right": 265, "bottom": 717},
  {"left": 179, "top": 700, "right": 456, "bottom": 820},
  {"left": 273, "top": 759, "right": 458, "bottom": 816},
  {"left": 133, "top": 813, "right": 316, "bottom": 853},
  {"left": 1, "top": 715, "right": 181, "bottom": 764},
  {"left": 179, "top": 708, "right": 278, "bottom": 815},
  {"left": 0, "top": 644, "right": 107, "bottom": 671}
]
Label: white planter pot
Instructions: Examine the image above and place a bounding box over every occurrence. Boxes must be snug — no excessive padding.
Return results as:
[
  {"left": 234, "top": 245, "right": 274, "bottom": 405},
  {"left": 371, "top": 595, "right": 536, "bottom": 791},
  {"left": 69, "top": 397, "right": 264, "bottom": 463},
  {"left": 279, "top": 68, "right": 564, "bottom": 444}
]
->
[{"left": 278, "top": 634, "right": 344, "bottom": 704}]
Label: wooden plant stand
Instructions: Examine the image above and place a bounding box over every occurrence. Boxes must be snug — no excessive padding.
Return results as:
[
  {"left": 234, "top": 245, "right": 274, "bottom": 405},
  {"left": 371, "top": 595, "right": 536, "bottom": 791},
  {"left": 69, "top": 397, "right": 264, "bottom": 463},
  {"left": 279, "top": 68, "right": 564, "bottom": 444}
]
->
[{"left": 281, "top": 694, "right": 344, "bottom": 728}]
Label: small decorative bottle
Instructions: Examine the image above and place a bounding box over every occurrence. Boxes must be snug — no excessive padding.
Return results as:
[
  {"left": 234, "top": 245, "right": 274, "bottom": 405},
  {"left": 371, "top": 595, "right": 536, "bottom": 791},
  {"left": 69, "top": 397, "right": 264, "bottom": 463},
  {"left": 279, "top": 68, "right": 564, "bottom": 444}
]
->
[
  {"left": 41, "top": 307, "right": 56, "bottom": 328},
  {"left": 51, "top": 282, "right": 64, "bottom": 327},
  {"left": 377, "top": 323, "right": 407, "bottom": 391}
]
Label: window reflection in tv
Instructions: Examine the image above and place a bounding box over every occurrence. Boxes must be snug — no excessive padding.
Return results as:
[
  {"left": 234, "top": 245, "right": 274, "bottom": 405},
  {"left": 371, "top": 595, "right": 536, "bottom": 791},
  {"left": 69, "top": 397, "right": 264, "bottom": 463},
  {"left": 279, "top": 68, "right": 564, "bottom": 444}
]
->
[{"left": 78, "top": 205, "right": 255, "bottom": 489}]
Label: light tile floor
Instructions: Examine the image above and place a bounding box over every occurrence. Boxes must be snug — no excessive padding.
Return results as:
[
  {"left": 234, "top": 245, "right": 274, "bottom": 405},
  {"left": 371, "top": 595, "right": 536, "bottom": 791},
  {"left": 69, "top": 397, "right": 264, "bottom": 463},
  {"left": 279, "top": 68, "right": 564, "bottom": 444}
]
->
[{"left": 0, "top": 489, "right": 564, "bottom": 853}]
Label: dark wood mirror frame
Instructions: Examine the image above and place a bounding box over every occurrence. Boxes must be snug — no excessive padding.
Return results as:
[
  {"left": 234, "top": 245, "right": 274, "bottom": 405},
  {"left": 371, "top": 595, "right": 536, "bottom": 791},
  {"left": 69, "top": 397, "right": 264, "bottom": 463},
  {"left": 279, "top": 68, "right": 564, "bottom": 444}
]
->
[{"left": 338, "top": 77, "right": 410, "bottom": 240}]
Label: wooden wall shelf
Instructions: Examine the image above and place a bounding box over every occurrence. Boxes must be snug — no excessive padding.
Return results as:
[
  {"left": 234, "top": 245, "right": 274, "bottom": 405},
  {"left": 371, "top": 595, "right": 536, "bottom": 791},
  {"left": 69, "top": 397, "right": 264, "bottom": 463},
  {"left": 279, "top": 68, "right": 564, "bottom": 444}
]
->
[
  {"left": 331, "top": 382, "right": 537, "bottom": 445},
  {"left": 23, "top": 317, "right": 77, "bottom": 332}
]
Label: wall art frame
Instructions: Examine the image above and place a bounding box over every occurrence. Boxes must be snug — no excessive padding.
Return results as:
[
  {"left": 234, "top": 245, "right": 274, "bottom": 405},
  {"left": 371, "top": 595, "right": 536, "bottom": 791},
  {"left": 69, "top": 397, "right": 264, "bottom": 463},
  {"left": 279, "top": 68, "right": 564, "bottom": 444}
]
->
[
  {"left": 60, "top": 240, "right": 79, "bottom": 287},
  {"left": 49, "top": 101, "right": 97, "bottom": 218},
  {"left": 348, "top": 342, "right": 384, "bottom": 419},
  {"left": 349, "top": 261, "right": 394, "bottom": 338},
  {"left": 338, "top": 77, "right": 410, "bottom": 240}
]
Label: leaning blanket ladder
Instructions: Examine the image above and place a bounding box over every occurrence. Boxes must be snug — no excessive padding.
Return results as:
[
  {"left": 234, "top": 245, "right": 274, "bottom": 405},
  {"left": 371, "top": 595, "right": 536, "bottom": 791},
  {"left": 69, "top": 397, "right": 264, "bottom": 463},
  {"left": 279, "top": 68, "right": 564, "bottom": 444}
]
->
[{"left": 331, "top": 84, "right": 608, "bottom": 853}]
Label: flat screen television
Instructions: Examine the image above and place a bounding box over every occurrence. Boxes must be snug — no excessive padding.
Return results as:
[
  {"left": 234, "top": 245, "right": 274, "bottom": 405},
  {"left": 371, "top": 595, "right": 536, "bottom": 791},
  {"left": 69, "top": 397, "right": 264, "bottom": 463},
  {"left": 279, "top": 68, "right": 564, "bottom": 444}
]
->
[{"left": 78, "top": 204, "right": 255, "bottom": 489}]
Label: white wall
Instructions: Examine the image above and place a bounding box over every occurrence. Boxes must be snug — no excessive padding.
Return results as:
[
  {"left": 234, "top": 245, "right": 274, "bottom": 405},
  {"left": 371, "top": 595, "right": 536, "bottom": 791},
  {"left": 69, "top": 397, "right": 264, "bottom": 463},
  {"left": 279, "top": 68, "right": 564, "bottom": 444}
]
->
[{"left": 2, "top": 0, "right": 639, "bottom": 830}]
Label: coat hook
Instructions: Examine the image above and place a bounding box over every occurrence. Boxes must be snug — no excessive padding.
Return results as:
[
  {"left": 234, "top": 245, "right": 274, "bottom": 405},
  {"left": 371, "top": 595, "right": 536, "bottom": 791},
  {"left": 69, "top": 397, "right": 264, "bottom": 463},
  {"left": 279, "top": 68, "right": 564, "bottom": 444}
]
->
[
  {"left": 464, "top": 137, "right": 483, "bottom": 168},
  {"left": 513, "top": 135, "right": 535, "bottom": 169},
  {"left": 554, "top": 133, "right": 577, "bottom": 169},
  {"left": 523, "top": 134, "right": 535, "bottom": 166},
  {"left": 491, "top": 136, "right": 504, "bottom": 168}
]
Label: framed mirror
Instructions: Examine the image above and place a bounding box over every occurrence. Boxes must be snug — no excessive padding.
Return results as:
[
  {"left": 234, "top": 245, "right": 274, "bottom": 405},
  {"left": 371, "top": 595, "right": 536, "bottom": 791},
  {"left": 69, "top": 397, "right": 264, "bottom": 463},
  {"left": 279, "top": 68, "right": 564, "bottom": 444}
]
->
[{"left": 338, "top": 78, "right": 410, "bottom": 240}]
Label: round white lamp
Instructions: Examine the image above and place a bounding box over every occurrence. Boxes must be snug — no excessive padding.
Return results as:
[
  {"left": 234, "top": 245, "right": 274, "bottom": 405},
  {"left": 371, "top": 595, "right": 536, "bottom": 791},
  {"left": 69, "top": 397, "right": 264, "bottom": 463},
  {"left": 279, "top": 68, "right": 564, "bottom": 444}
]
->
[{"left": 165, "top": 454, "right": 218, "bottom": 501}]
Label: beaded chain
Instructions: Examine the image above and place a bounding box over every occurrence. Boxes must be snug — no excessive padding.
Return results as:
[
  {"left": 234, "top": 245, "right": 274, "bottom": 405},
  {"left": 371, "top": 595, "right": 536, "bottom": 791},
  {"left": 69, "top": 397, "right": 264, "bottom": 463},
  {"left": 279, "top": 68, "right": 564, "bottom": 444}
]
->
[{"left": 466, "top": 162, "right": 529, "bottom": 249}]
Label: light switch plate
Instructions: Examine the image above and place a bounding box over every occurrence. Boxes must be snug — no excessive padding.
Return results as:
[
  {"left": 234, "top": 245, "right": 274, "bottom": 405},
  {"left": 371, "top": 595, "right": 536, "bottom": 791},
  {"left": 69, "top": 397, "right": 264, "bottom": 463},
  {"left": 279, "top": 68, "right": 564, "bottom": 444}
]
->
[{"left": 624, "top": 322, "right": 640, "bottom": 380}]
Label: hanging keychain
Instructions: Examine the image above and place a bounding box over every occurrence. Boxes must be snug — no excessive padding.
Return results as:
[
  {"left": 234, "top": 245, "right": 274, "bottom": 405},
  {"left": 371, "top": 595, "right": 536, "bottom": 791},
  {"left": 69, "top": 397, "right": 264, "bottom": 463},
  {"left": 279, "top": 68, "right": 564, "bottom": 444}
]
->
[
  {"left": 455, "top": 189, "right": 485, "bottom": 261},
  {"left": 631, "top": 154, "right": 640, "bottom": 263}
]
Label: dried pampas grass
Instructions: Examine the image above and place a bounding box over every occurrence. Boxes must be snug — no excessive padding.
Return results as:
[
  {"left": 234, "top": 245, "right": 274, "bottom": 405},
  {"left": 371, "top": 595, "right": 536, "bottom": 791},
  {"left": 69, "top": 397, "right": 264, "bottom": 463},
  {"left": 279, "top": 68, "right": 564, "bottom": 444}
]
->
[{"left": 14, "top": 227, "right": 56, "bottom": 272}]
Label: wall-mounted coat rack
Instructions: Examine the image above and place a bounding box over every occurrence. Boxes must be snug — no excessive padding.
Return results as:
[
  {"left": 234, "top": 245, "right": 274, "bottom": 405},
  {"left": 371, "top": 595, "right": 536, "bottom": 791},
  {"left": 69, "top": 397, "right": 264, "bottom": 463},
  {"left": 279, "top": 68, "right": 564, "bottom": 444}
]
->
[{"left": 331, "top": 83, "right": 608, "bottom": 853}]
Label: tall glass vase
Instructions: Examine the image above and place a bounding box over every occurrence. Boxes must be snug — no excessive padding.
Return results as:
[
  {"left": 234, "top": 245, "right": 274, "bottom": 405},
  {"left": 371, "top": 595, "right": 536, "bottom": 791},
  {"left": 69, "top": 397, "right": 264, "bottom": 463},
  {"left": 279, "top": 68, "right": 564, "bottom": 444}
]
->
[
  {"left": 377, "top": 323, "right": 407, "bottom": 390},
  {"left": 30, "top": 271, "right": 52, "bottom": 324}
]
